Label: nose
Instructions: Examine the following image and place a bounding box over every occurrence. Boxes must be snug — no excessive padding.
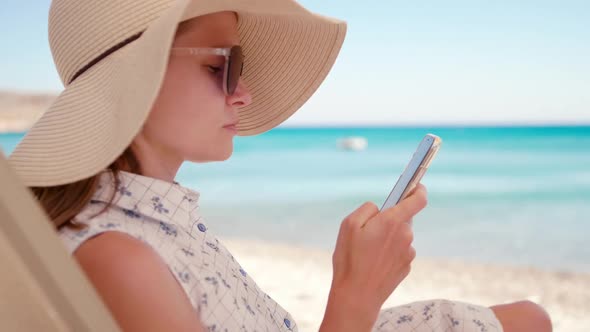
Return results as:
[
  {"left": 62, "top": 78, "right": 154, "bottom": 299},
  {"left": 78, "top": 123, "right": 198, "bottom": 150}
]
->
[{"left": 227, "top": 78, "right": 252, "bottom": 108}]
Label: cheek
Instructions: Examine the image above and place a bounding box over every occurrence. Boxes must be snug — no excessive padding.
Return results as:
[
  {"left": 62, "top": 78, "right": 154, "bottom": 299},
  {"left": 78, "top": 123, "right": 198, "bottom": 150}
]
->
[
  {"left": 164, "top": 60, "right": 225, "bottom": 110},
  {"left": 146, "top": 61, "right": 228, "bottom": 144}
]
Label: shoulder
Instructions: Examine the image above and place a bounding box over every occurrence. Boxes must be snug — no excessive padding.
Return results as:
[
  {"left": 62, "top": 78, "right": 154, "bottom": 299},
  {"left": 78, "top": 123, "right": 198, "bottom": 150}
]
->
[
  {"left": 74, "top": 231, "right": 156, "bottom": 275},
  {"left": 74, "top": 231, "right": 204, "bottom": 331}
]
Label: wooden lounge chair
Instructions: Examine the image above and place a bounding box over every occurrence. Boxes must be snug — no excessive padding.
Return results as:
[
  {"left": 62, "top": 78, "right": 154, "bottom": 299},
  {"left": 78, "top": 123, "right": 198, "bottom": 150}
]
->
[{"left": 0, "top": 149, "right": 121, "bottom": 332}]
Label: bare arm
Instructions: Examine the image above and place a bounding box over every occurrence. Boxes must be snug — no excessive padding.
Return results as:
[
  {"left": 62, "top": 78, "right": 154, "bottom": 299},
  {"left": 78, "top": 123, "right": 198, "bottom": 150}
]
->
[
  {"left": 74, "top": 232, "right": 205, "bottom": 332},
  {"left": 319, "top": 287, "right": 379, "bottom": 332}
]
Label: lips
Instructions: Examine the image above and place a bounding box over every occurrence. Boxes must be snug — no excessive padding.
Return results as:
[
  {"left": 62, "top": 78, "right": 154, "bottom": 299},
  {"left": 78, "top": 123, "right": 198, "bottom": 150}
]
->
[
  {"left": 223, "top": 120, "right": 238, "bottom": 134},
  {"left": 223, "top": 119, "right": 239, "bottom": 128}
]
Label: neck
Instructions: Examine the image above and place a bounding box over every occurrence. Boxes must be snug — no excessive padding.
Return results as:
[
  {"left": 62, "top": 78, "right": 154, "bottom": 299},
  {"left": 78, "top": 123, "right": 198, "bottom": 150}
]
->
[{"left": 130, "top": 137, "right": 183, "bottom": 184}]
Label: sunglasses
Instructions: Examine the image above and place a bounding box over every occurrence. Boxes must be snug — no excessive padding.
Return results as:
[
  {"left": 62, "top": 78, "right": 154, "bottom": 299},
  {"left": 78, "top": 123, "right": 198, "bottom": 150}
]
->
[{"left": 170, "top": 46, "right": 244, "bottom": 96}]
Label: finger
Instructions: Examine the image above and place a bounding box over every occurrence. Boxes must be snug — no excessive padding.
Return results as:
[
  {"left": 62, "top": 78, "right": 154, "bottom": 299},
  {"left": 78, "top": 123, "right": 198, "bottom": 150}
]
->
[
  {"left": 344, "top": 201, "right": 380, "bottom": 229},
  {"left": 378, "top": 184, "right": 428, "bottom": 224},
  {"left": 407, "top": 182, "right": 428, "bottom": 197},
  {"left": 334, "top": 202, "right": 379, "bottom": 257},
  {"left": 407, "top": 183, "right": 427, "bottom": 198},
  {"left": 406, "top": 245, "right": 416, "bottom": 263},
  {"left": 398, "top": 222, "right": 414, "bottom": 248}
]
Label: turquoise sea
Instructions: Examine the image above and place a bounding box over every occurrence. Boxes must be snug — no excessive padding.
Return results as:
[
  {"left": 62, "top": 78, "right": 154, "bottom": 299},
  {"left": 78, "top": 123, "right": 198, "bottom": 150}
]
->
[{"left": 2, "top": 126, "right": 589, "bottom": 273}]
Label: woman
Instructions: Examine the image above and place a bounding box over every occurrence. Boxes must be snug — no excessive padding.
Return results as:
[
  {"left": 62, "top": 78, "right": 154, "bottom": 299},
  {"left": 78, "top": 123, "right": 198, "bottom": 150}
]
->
[{"left": 9, "top": 0, "right": 551, "bottom": 331}]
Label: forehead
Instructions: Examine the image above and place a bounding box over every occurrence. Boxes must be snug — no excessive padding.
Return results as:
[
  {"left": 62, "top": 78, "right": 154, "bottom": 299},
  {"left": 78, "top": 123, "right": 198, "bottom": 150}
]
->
[{"left": 174, "top": 11, "right": 240, "bottom": 47}]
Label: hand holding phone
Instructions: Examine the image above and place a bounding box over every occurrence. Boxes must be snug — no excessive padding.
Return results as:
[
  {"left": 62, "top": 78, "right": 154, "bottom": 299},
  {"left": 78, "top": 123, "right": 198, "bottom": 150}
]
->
[
  {"left": 381, "top": 134, "right": 442, "bottom": 211},
  {"left": 329, "top": 153, "right": 432, "bottom": 322}
]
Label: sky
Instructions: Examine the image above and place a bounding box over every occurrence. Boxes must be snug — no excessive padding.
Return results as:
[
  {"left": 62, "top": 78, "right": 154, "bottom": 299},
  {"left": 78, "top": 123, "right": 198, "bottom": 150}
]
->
[{"left": 0, "top": 0, "right": 588, "bottom": 126}]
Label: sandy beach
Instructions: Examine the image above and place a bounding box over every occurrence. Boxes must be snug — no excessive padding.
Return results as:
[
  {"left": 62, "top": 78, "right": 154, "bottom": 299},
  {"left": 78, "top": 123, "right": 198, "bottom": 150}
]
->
[{"left": 221, "top": 238, "right": 590, "bottom": 332}]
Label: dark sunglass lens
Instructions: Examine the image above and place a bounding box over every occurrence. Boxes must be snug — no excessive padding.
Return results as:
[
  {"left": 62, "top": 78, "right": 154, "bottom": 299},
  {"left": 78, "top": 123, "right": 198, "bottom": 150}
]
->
[{"left": 227, "top": 46, "right": 244, "bottom": 95}]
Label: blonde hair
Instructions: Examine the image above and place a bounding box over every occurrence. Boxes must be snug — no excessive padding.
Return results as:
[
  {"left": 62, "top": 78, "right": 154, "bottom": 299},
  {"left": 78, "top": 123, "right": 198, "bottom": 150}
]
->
[{"left": 30, "top": 147, "right": 141, "bottom": 230}]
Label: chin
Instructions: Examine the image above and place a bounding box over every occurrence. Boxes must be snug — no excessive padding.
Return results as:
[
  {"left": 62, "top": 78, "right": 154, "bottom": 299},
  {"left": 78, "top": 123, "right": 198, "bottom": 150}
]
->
[
  {"left": 219, "top": 148, "right": 233, "bottom": 161},
  {"left": 189, "top": 147, "right": 233, "bottom": 163},
  {"left": 214, "top": 154, "right": 231, "bottom": 162}
]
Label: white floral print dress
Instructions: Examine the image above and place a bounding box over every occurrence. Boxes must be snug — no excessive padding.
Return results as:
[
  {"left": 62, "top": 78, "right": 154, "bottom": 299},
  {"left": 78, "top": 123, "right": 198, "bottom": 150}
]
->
[{"left": 58, "top": 170, "right": 503, "bottom": 332}]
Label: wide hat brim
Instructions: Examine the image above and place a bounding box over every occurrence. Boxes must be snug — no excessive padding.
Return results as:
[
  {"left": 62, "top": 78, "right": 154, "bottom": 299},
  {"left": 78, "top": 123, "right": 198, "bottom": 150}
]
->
[{"left": 8, "top": 0, "right": 346, "bottom": 187}]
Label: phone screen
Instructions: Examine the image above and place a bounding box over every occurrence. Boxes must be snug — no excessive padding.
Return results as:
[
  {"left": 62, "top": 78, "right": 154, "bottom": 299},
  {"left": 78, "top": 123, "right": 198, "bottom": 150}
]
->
[{"left": 380, "top": 134, "right": 441, "bottom": 211}]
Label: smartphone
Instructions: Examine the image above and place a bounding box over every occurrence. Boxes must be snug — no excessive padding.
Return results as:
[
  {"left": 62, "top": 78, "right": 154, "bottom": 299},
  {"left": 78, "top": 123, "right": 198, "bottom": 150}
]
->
[{"left": 380, "top": 134, "right": 442, "bottom": 211}]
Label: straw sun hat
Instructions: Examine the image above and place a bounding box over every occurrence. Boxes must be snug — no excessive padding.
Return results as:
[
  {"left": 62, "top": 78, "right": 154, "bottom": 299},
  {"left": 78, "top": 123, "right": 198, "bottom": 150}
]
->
[{"left": 8, "top": 0, "right": 346, "bottom": 187}]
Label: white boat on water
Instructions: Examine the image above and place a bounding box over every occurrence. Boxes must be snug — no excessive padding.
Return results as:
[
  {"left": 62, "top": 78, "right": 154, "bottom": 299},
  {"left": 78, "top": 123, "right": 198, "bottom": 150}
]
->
[{"left": 337, "top": 136, "right": 368, "bottom": 151}]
